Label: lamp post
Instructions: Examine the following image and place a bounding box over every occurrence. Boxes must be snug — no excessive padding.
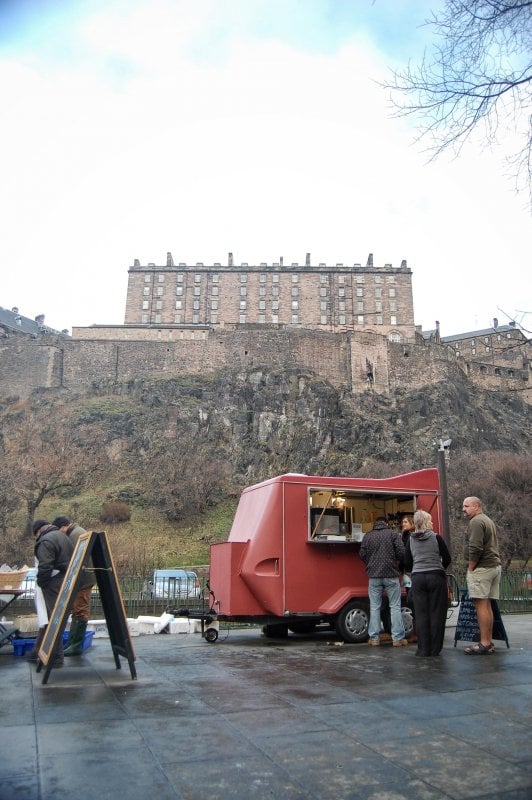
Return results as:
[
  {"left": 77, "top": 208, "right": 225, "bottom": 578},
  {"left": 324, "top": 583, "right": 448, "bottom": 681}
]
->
[{"left": 437, "top": 438, "right": 452, "bottom": 557}]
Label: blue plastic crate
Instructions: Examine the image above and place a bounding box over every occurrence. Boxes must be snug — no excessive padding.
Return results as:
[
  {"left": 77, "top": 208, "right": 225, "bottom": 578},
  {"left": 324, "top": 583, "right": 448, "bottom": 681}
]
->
[{"left": 12, "top": 630, "right": 95, "bottom": 656}]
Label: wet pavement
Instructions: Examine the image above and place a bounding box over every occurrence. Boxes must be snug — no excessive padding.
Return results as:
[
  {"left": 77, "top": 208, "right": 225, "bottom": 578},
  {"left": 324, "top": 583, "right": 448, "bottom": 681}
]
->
[{"left": 1, "top": 615, "right": 531, "bottom": 800}]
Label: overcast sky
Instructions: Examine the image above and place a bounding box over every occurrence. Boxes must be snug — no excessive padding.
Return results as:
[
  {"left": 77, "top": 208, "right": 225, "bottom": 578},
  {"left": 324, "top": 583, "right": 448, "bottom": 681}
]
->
[{"left": 1, "top": 0, "right": 530, "bottom": 336}]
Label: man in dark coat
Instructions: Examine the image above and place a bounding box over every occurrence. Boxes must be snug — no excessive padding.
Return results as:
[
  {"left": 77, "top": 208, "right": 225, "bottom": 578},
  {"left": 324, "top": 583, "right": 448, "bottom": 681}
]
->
[{"left": 33, "top": 519, "right": 74, "bottom": 665}]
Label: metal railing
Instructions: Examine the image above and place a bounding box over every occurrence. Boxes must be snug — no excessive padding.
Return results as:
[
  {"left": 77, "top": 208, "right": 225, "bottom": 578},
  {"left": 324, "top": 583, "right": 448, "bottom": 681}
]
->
[{"left": 8, "top": 571, "right": 531, "bottom": 617}]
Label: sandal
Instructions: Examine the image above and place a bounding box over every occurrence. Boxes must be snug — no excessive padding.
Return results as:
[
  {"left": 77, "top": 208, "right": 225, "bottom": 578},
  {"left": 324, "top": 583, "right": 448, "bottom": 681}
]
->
[{"left": 464, "top": 643, "right": 493, "bottom": 655}]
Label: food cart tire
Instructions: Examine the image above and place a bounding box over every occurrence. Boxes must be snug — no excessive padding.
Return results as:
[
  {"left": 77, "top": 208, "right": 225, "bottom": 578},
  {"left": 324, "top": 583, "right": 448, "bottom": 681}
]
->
[
  {"left": 205, "top": 628, "right": 219, "bottom": 642},
  {"left": 335, "top": 601, "right": 370, "bottom": 643}
]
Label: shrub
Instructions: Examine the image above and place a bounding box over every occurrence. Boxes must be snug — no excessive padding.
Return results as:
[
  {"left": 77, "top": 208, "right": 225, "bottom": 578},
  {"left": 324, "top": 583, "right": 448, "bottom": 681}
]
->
[{"left": 100, "top": 501, "right": 132, "bottom": 524}]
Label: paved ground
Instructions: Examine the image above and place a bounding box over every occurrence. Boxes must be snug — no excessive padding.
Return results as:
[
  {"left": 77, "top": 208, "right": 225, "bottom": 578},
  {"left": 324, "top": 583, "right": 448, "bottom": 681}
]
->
[{"left": 1, "top": 615, "right": 531, "bottom": 800}]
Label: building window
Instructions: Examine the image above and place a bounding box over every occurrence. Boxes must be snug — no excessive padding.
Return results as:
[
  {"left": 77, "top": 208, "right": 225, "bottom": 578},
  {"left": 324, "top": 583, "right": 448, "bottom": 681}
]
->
[
  {"left": 156, "top": 287, "right": 163, "bottom": 296},
  {"left": 260, "top": 273, "right": 266, "bottom": 283},
  {"left": 192, "top": 314, "right": 199, "bottom": 324},
  {"left": 389, "top": 332, "right": 401, "bottom": 342},
  {"left": 292, "top": 274, "right": 299, "bottom": 283},
  {"left": 193, "top": 300, "right": 200, "bottom": 310},
  {"left": 258, "top": 314, "right": 265, "bottom": 323},
  {"left": 143, "top": 287, "right": 150, "bottom": 296},
  {"left": 272, "top": 301, "right": 279, "bottom": 310},
  {"left": 339, "top": 314, "right": 346, "bottom": 325},
  {"left": 272, "top": 286, "right": 279, "bottom": 296},
  {"left": 320, "top": 274, "right": 328, "bottom": 284},
  {"left": 271, "top": 314, "right": 279, "bottom": 323},
  {"left": 338, "top": 301, "right": 345, "bottom": 311},
  {"left": 484, "top": 337, "right": 489, "bottom": 344},
  {"left": 158, "top": 274, "right": 165, "bottom": 283},
  {"left": 338, "top": 288, "right": 345, "bottom": 297},
  {"left": 338, "top": 275, "right": 345, "bottom": 284},
  {"left": 386, "top": 276, "right": 396, "bottom": 284},
  {"left": 239, "top": 314, "right": 246, "bottom": 323},
  {"left": 497, "top": 334, "right": 501, "bottom": 341},
  {"left": 320, "top": 315, "right": 327, "bottom": 325},
  {"left": 142, "top": 300, "right": 149, "bottom": 310},
  {"left": 486, "top": 345, "right": 490, "bottom": 352},
  {"left": 320, "top": 301, "right": 327, "bottom": 311},
  {"left": 291, "top": 314, "right": 299, "bottom": 324},
  {"left": 291, "top": 287, "right": 299, "bottom": 297},
  {"left": 154, "top": 313, "right": 161, "bottom": 323},
  {"left": 375, "top": 275, "right": 382, "bottom": 284},
  {"left": 194, "top": 274, "right": 201, "bottom": 283},
  {"left": 507, "top": 332, "right": 512, "bottom": 338},
  {"left": 211, "top": 300, "right": 218, "bottom": 310},
  {"left": 320, "top": 287, "right": 327, "bottom": 297},
  {"left": 389, "top": 301, "right": 396, "bottom": 311},
  {"left": 156, "top": 300, "right": 163, "bottom": 310},
  {"left": 211, "top": 286, "right": 219, "bottom": 296},
  {"left": 141, "top": 313, "right": 148, "bottom": 323},
  {"left": 194, "top": 287, "right": 200, "bottom": 296},
  {"left": 389, "top": 288, "right": 396, "bottom": 297},
  {"left": 494, "top": 367, "right": 501, "bottom": 375},
  {"left": 175, "top": 300, "right": 182, "bottom": 310},
  {"left": 259, "top": 300, "right": 266, "bottom": 310},
  {"left": 177, "top": 273, "right": 184, "bottom": 283},
  {"left": 144, "top": 274, "right": 151, "bottom": 283},
  {"left": 376, "top": 315, "right": 383, "bottom": 325},
  {"left": 390, "top": 315, "right": 397, "bottom": 325},
  {"left": 356, "top": 276, "right": 364, "bottom": 284},
  {"left": 174, "top": 313, "right": 181, "bottom": 323},
  {"left": 375, "top": 288, "right": 382, "bottom": 298},
  {"left": 212, "top": 274, "right": 219, "bottom": 283},
  {"left": 240, "top": 286, "right": 247, "bottom": 297},
  {"left": 508, "top": 369, "right": 514, "bottom": 377},
  {"left": 291, "top": 301, "right": 299, "bottom": 310},
  {"left": 375, "top": 301, "right": 382, "bottom": 312},
  {"left": 356, "top": 288, "right": 364, "bottom": 297},
  {"left": 210, "top": 314, "right": 217, "bottom": 323},
  {"left": 240, "top": 274, "right": 247, "bottom": 283},
  {"left": 456, "top": 350, "right": 460, "bottom": 356},
  {"left": 471, "top": 339, "right": 476, "bottom": 346},
  {"left": 259, "top": 286, "right": 266, "bottom": 296},
  {"left": 240, "top": 301, "right": 247, "bottom": 310},
  {"left": 472, "top": 347, "right": 476, "bottom": 354},
  {"left": 357, "top": 301, "right": 364, "bottom": 312},
  {"left": 357, "top": 315, "right": 364, "bottom": 324},
  {"left": 272, "top": 274, "right": 279, "bottom": 283}
]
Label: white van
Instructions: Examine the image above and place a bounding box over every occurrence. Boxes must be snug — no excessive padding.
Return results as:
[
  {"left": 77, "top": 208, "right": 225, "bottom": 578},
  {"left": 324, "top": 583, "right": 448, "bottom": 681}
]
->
[{"left": 144, "top": 569, "right": 200, "bottom": 600}]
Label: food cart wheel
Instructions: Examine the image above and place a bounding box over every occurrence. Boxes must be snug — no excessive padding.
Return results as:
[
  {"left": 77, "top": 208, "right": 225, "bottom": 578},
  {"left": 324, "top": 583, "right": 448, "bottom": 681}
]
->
[{"left": 205, "top": 627, "right": 219, "bottom": 643}]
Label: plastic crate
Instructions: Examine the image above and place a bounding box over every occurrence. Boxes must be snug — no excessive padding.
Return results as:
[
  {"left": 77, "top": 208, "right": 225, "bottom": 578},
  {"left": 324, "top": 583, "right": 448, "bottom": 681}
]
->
[{"left": 12, "top": 630, "right": 95, "bottom": 657}]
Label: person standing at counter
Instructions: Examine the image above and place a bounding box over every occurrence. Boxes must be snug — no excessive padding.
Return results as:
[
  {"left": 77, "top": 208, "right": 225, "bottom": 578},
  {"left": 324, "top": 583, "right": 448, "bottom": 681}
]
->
[{"left": 403, "top": 510, "right": 451, "bottom": 657}]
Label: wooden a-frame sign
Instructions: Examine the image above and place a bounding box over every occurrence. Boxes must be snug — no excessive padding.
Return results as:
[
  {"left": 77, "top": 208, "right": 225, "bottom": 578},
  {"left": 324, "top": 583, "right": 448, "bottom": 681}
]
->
[{"left": 36, "top": 531, "right": 137, "bottom": 685}]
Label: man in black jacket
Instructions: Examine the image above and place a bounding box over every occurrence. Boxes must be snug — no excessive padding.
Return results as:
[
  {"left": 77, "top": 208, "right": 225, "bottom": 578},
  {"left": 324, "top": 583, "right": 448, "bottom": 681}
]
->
[
  {"left": 360, "top": 517, "right": 407, "bottom": 647},
  {"left": 33, "top": 519, "right": 74, "bottom": 665}
]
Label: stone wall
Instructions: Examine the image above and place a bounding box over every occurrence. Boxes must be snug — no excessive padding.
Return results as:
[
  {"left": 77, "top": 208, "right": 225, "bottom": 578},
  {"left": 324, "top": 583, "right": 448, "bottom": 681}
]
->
[{"left": 0, "top": 326, "right": 529, "bottom": 402}]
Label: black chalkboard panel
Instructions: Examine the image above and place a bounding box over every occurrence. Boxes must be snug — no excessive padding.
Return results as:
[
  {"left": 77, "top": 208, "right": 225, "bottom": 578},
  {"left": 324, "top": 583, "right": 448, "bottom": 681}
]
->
[
  {"left": 37, "top": 531, "right": 137, "bottom": 683},
  {"left": 454, "top": 590, "right": 509, "bottom": 647}
]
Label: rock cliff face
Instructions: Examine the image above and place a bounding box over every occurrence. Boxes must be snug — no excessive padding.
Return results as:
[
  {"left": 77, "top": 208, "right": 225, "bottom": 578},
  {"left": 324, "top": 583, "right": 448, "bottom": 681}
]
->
[{"left": 81, "top": 366, "right": 530, "bottom": 484}]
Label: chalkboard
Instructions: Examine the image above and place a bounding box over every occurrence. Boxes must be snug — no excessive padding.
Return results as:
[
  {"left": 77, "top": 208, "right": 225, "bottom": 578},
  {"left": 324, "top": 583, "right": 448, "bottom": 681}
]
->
[
  {"left": 453, "top": 589, "right": 509, "bottom": 648},
  {"left": 37, "top": 531, "right": 137, "bottom": 684},
  {"left": 38, "top": 532, "right": 92, "bottom": 668}
]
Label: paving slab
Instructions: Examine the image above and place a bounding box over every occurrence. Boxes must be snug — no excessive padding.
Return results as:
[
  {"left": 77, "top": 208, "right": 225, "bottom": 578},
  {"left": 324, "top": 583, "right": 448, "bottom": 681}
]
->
[{"left": 1, "top": 615, "right": 531, "bottom": 800}]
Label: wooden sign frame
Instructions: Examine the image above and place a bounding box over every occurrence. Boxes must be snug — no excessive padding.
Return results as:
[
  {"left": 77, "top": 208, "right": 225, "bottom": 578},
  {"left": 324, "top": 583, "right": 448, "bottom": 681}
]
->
[
  {"left": 453, "top": 589, "right": 510, "bottom": 648},
  {"left": 37, "top": 531, "right": 137, "bottom": 684}
]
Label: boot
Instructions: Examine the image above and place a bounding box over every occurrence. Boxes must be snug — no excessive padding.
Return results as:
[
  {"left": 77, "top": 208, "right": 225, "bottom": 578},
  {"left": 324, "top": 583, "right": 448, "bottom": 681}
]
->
[
  {"left": 64, "top": 617, "right": 87, "bottom": 657},
  {"left": 26, "top": 626, "right": 47, "bottom": 663}
]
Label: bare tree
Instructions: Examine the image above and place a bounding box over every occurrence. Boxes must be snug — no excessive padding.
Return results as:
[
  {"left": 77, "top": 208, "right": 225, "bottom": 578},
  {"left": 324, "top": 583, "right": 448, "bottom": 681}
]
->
[
  {"left": 2, "top": 407, "right": 109, "bottom": 537},
  {"left": 384, "top": 1, "right": 532, "bottom": 201}
]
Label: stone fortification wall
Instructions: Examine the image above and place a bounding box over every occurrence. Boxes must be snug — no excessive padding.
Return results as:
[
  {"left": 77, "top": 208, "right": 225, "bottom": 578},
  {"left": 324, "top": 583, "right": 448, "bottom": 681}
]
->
[
  {"left": 0, "top": 326, "right": 528, "bottom": 401},
  {"left": 0, "top": 341, "right": 63, "bottom": 397}
]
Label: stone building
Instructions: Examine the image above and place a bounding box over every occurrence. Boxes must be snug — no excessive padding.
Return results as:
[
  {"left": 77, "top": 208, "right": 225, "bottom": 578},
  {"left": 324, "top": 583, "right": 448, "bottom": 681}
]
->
[{"left": 124, "top": 251, "right": 415, "bottom": 343}]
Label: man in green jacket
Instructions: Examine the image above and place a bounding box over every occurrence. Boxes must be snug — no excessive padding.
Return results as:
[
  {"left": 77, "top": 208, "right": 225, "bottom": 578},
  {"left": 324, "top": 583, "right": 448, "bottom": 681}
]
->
[{"left": 462, "top": 497, "right": 501, "bottom": 655}]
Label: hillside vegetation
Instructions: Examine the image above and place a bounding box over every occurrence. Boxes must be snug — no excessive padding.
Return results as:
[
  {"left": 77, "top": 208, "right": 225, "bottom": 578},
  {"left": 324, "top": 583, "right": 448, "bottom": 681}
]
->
[{"left": 1, "top": 367, "right": 530, "bottom": 570}]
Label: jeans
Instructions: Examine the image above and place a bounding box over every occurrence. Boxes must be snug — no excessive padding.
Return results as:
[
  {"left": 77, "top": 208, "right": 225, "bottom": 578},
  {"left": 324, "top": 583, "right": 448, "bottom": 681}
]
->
[{"left": 368, "top": 577, "right": 405, "bottom": 642}]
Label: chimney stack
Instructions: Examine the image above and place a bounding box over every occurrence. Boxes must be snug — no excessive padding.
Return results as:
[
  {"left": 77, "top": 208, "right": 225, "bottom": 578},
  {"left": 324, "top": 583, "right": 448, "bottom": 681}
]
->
[
  {"left": 228, "top": 252, "right": 233, "bottom": 266},
  {"left": 305, "top": 253, "right": 311, "bottom": 266}
]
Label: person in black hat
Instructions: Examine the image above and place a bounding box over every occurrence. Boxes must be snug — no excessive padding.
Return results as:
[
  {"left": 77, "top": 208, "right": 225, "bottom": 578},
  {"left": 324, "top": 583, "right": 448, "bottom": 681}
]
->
[
  {"left": 32, "top": 519, "right": 74, "bottom": 666},
  {"left": 52, "top": 516, "right": 94, "bottom": 656}
]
